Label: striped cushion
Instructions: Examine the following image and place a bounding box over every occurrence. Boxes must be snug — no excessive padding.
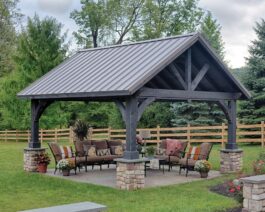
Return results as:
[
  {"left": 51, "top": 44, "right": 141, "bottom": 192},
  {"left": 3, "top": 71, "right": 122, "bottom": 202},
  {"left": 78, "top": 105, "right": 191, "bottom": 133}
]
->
[
  {"left": 187, "top": 146, "right": 201, "bottom": 160},
  {"left": 59, "top": 146, "right": 73, "bottom": 159}
]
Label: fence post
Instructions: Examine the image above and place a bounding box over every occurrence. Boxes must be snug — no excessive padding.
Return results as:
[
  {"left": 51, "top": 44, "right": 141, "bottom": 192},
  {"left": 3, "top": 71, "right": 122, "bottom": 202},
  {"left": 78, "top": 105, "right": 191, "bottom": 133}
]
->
[
  {"left": 27, "top": 129, "right": 30, "bottom": 143},
  {"left": 187, "top": 123, "right": 191, "bottom": 147},
  {"left": 157, "top": 125, "right": 160, "bottom": 147},
  {"left": 40, "top": 129, "right": 43, "bottom": 144},
  {"left": 69, "top": 127, "right": 73, "bottom": 143},
  {"left": 108, "top": 127, "right": 111, "bottom": 140},
  {"left": 89, "top": 127, "right": 93, "bottom": 140},
  {"left": 55, "top": 128, "right": 58, "bottom": 142},
  {"left": 5, "top": 129, "right": 7, "bottom": 142},
  {"left": 261, "top": 121, "right": 265, "bottom": 148},
  {"left": 16, "top": 130, "right": 18, "bottom": 142},
  {"left": 221, "top": 123, "right": 225, "bottom": 148}
]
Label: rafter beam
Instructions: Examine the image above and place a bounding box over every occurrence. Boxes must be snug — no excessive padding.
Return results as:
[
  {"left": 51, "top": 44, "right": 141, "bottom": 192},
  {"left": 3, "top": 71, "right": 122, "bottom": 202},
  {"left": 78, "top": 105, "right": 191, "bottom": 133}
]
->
[
  {"left": 185, "top": 49, "right": 192, "bottom": 90},
  {"left": 114, "top": 100, "right": 126, "bottom": 122},
  {"left": 155, "top": 75, "right": 171, "bottom": 89},
  {"left": 139, "top": 88, "right": 241, "bottom": 101},
  {"left": 168, "top": 63, "right": 187, "bottom": 90},
  {"left": 191, "top": 64, "right": 209, "bottom": 91}
]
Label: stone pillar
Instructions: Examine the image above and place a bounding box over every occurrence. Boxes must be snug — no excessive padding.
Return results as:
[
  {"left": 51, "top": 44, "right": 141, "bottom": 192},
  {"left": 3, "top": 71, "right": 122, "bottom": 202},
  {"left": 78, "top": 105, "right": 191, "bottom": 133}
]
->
[
  {"left": 115, "top": 158, "right": 147, "bottom": 191},
  {"left": 24, "top": 148, "right": 46, "bottom": 172},
  {"left": 220, "top": 149, "right": 243, "bottom": 173},
  {"left": 240, "top": 175, "right": 265, "bottom": 212}
]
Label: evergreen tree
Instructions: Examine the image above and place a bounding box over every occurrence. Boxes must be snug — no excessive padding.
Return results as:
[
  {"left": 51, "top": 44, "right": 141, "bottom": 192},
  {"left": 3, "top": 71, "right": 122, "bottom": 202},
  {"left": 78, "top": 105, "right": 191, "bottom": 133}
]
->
[
  {"left": 238, "top": 19, "right": 265, "bottom": 124},
  {"left": 0, "top": 15, "right": 68, "bottom": 129}
]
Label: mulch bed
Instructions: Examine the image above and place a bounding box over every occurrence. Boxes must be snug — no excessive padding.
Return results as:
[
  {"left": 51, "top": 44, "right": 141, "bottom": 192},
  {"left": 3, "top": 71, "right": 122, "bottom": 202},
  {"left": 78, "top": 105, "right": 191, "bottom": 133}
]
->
[{"left": 210, "top": 183, "right": 242, "bottom": 212}]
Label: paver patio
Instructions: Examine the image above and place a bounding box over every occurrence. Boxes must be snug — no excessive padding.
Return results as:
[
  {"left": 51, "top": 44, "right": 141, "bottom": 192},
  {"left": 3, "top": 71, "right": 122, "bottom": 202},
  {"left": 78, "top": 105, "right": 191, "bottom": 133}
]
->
[{"left": 46, "top": 165, "right": 221, "bottom": 188}]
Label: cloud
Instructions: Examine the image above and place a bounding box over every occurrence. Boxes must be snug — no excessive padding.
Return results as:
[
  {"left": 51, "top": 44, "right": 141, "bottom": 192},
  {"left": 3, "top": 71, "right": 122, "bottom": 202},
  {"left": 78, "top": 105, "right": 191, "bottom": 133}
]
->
[
  {"left": 37, "top": 0, "right": 74, "bottom": 14},
  {"left": 200, "top": 0, "right": 265, "bottom": 67}
]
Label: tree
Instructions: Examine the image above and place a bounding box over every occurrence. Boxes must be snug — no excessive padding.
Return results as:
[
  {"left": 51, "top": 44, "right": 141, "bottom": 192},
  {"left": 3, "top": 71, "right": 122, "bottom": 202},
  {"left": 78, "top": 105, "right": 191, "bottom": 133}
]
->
[
  {"left": 0, "top": 15, "right": 68, "bottom": 129},
  {"left": 200, "top": 11, "right": 225, "bottom": 60},
  {"left": 0, "top": 0, "right": 20, "bottom": 76},
  {"left": 238, "top": 19, "right": 265, "bottom": 124}
]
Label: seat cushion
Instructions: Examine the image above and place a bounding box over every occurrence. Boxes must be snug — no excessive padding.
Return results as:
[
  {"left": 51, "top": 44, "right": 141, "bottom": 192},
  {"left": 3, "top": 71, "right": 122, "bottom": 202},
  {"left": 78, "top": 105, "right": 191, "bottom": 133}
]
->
[
  {"left": 59, "top": 146, "right": 74, "bottom": 159},
  {"left": 74, "top": 141, "right": 85, "bottom": 157},
  {"left": 97, "top": 148, "right": 111, "bottom": 156},
  {"left": 107, "top": 140, "right": 123, "bottom": 147},
  {"left": 76, "top": 156, "right": 87, "bottom": 163},
  {"left": 179, "top": 158, "right": 196, "bottom": 166},
  {"left": 186, "top": 146, "right": 201, "bottom": 160},
  {"left": 166, "top": 139, "right": 182, "bottom": 156},
  {"left": 92, "top": 140, "right": 108, "bottom": 150},
  {"left": 110, "top": 145, "right": 123, "bottom": 155},
  {"left": 101, "top": 155, "right": 121, "bottom": 161},
  {"left": 83, "top": 145, "right": 97, "bottom": 157},
  {"left": 86, "top": 156, "right": 103, "bottom": 162}
]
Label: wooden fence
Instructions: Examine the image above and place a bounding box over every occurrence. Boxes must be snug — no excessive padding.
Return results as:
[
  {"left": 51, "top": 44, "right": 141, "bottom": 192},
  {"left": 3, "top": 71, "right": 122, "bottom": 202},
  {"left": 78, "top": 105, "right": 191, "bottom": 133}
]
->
[{"left": 0, "top": 121, "right": 264, "bottom": 147}]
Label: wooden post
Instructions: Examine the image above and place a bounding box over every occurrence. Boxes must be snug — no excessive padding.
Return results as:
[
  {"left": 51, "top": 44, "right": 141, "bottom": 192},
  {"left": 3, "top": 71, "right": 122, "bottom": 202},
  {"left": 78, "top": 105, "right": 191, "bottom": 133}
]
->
[
  {"left": 40, "top": 129, "right": 43, "bottom": 144},
  {"left": 89, "top": 127, "right": 93, "bottom": 140},
  {"left": 261, "top": 121, "right": 265, "bottom": 148},
  {"left": 187, "top": 123, "right": 191, "bottom": 147},
  {"left": 55, "top": 128, "right": 58, "bottom": 142},
  {"left": 5, "top": 129, "right": 7, "bottom": 142},
  {"left": 69, "top": 127, "right": 73, "bottom": 143},
  {"left": 27, "top": 129, "right": 30, "bottom": 143},
  {"left": 108, "top": 127, "right": 111, "bottom": 140},
  {"left": 15, "top": 130, "right": 18, "bottom": 142},
  {"left": 157, "top": 125, "right": 160, "bottom": 148},
  {"left": 221, "top": 123, "right": 225, "bottom": 148}
]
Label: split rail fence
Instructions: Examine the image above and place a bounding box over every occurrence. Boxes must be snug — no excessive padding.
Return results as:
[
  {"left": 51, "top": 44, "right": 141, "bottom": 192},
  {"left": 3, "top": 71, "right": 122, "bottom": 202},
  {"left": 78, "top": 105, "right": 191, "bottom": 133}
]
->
[{"left": 0, "top": 121, "right": 264, "bottom": 147}]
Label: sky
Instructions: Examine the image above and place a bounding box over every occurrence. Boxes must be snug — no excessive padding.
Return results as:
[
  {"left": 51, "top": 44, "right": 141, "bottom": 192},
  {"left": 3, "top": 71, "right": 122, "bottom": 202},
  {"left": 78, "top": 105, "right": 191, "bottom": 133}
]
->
[{"left": 17, "top": 0, "right": 265, "bottom": 68}]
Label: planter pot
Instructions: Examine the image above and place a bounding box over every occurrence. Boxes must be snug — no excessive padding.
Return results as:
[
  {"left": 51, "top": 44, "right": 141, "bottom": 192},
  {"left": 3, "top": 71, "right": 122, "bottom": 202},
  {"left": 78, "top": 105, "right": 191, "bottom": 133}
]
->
[
  {"left": 200, "top": 171, "right": 209, "bottom": 178},
  {"left": 37, "top": 163, "right": 48, "bottom": 173},
  {"left": 62, "top": 169, "right": 70, "bottom": 176}
]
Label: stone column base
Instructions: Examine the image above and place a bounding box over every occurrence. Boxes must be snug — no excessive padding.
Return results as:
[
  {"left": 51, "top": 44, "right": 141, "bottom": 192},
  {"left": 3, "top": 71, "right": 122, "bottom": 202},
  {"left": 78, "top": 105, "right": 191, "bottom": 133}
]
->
[
  {"left": 115, "top": 158, "right": 147, "bottom": 190},
  {"left": 24, "top": 148, "right": 46, "bottom": 172},
  {"left": 220, "top": 149, "right": 243, "bottom": 173},
  {"left": 240, "top": 175, "right": 265, "bottom": 212}
]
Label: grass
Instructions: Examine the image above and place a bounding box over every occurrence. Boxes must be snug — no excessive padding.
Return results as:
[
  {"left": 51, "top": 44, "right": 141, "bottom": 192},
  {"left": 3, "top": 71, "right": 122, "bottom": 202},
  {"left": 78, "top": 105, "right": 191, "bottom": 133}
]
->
[{"left": 0, "top": 141, "right": 262, "bottom": 212}]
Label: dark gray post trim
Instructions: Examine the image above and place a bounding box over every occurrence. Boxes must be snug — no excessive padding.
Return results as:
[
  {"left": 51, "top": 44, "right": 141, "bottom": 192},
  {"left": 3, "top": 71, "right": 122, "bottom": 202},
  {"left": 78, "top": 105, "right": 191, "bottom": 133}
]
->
[
  {"left": 226, "top": 100, "right": 237, "bottom": 149},
  {"left": 124, "top": 96, "right": 139, "bottom": 160},
  {"left": 29, "top": 100, "right": 53, "bottom": 148},
  {"left": 168, "top": 63, "right": 187, "bottom": 90},
  {"left": 185, "top": 48, "right": 192, "bottom": 90}
]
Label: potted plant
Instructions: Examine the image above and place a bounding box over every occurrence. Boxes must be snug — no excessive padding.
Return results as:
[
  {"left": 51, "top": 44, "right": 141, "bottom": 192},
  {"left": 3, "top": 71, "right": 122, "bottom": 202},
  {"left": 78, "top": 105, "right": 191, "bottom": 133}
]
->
[
  {"left": 57, "top": 159, "right": 75, "bottom": 176},
  {"left": 36, "top": 153, "right": 50, "bottom": 173},
  {"left": 73, "top": 119, "right": 89, "bottom": 142},
  {"left": 194, "top": 160, "right": 212, "bottom": 178}
]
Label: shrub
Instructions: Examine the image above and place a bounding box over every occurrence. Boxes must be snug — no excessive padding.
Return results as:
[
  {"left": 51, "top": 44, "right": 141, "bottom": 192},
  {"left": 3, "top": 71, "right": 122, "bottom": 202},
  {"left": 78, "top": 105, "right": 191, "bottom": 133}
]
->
[
  {"left": 253, "top": 151, "right": 265, "bottom": 175},
  {"left": 227, "top": 179, "right": 243, "bottom": 203},
  {"left": 73, "top": 119, "right": 89, "bottom": 141}
]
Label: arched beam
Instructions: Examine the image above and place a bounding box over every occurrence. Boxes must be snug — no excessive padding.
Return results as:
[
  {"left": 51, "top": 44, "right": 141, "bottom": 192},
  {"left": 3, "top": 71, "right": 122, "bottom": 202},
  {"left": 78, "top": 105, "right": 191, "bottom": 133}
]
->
[
  {"left": 137, "top": 97, "right": 156, "bottom": 121},
  {"left": 30, "top": 100, "right": 54, "bottom": 148}
]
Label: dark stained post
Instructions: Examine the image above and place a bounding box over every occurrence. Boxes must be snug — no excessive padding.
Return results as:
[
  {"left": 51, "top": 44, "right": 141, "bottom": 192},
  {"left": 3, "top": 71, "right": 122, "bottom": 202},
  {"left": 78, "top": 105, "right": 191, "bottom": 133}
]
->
[
  {"left": 29, "top": 100, "right": 52, "bottom": 149},
  {"left": 29, "top": 100, "right": 40, "bottom": 148},
  {"left": 226, "top": 100, "right": 237, "bottom": 150},
  {"left": 124, "top": 96, "right": 139, "bottom": 160},
  {"left": 185, "top": 48, "right": 192, "bottom": 91}
]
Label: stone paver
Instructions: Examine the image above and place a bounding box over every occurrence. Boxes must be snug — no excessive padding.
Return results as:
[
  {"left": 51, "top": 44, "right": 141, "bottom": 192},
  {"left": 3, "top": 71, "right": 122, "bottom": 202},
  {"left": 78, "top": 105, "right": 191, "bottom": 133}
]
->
[{"left": 46, "top": 165, "right": 221, "bottom": 188}]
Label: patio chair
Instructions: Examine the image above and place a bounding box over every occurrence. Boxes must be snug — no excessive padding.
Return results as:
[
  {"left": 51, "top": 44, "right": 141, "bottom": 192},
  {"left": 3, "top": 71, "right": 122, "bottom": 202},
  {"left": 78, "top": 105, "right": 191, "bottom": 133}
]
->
[
  {"left": 48, "top": 142, "right": 86, "bottom": 175},
  {"left": 179, "top": 143, "right": 213, "bottom": 177}
]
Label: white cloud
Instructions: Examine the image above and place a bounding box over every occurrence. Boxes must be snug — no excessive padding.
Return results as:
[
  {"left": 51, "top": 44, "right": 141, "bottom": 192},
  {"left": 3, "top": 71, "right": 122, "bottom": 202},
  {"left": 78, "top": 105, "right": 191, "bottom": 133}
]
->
[
  {"left": 200, "top": 0, "right": 265, "bottom": 68},
  {"left": 37, "top": 0, "right": 74, "bottom": 14}
]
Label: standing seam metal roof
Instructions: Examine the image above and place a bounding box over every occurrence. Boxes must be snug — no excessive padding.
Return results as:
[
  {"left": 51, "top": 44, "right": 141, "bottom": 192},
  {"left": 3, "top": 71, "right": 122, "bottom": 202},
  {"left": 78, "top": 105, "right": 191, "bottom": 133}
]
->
[{"left": 17, "top": 33, "right": 250, "bottom": 99}]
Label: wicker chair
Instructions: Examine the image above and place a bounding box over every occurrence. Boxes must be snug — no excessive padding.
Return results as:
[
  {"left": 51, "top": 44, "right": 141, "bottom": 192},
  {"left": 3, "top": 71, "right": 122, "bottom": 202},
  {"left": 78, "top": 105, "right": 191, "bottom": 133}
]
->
[{"left": 179, "top": 143, "right": 213, "bottom": 177}]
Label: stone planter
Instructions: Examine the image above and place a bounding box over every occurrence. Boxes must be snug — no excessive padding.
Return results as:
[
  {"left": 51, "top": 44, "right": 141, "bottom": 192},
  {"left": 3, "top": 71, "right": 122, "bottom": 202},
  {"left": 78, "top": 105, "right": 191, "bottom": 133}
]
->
[
  {"left": 200, "top": 171, "right": 209, "bottom": 178},
  {"left": 62, "top": 169, "right": 70, "bottom": 176},
  {"left": 37, "top": 163, "right": 48, "bottom": 173}
]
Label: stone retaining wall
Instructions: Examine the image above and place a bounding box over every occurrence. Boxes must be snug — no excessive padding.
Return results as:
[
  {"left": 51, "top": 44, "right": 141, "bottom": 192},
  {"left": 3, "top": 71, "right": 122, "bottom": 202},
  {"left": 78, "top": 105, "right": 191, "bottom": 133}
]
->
[
  {"left": 220, "top": 149, "right": 243, "bottom": 173},
  {"left": 241, "top": 175, "right": 265, "bottom": 212},
  {"left": 24, "top": 148, "right": 46, "bottom": 172}
]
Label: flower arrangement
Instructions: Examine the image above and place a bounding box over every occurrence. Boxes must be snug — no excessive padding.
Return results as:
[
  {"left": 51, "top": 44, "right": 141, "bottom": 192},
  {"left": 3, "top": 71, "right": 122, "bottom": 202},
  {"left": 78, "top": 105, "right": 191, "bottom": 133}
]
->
[
  {"left": 36, "top": 153, "right": 50, "bottom": 165},
  {"left": 57, "top": 159, "right": 75, "bottom": 170},
  {"left": 227, "top": 179, "right": 243, "bottom": 203},
  {"left": 194, "top": 160, "right": 211, "bottom": 172}
]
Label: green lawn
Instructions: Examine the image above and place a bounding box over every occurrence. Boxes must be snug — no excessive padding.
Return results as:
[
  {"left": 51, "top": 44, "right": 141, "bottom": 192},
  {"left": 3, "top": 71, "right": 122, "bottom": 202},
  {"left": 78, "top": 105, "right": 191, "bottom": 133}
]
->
[{"left": 0, "top": 141, "right": 262, "bottom": 212}]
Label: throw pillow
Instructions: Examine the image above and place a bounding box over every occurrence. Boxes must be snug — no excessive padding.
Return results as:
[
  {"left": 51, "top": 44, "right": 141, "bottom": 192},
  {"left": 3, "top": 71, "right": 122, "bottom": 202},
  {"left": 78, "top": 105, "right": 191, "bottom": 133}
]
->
[
  {"left": 97, "top": 148, "right": 111, "bottom": 156},
  {"left": 166, "top": 139, "right": 182, "bottom": 156},
  {"left": 59, "top": 146, "right": 73, "bottom": 159},
  {"left": 83, "top": 144, "right": 96, "bottom": 157},
  {"left": 110, "top": 145, "right": 123, "bottom": 155},
  {"left": 156, "top": 148, "right": 166, "bottom": 155},
  {"left": 187, "top": 146, "right": 201, "bottom": 160}
]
